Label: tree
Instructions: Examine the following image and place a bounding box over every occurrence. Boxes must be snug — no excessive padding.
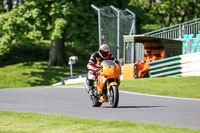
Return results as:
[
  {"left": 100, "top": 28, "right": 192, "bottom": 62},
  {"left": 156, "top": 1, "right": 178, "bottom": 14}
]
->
[
  {"left": 0, "top": 0, "right": 72, "bottom": 66},
  {"left": 47, "top": 1, "right": 71, "bottom": 66},
  {"left": 0, "top": 1, "right": 43, "bottom": 55},
  {"left": 0, "top": 0, "right": 27, "bottom": 13},
  {"left": 0, "top": 0, "right": 131, "bottom": 66},
  {"left": 129, "top": 0, "right": 200, "bottom": 28},
  {"left": 0, "top": 0, "right": 4, "bottom": 12},
  {"left": 7, "top": 0, "right": 13, "bottom": 11}
]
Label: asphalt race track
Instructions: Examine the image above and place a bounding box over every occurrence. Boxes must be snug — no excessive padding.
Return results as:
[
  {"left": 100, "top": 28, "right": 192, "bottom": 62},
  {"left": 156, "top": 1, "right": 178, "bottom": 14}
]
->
[{"left": 0, "top": 86, "right": 200, "bottom": 130}]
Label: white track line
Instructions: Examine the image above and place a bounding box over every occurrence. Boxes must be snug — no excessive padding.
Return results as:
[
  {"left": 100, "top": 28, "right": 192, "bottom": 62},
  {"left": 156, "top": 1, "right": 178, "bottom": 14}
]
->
[
  {"left": 57, "top": 86, "right": 200, "bottom": 102},
  {"left": 120, "top": 91, "right": 200, "bottom": 102}
]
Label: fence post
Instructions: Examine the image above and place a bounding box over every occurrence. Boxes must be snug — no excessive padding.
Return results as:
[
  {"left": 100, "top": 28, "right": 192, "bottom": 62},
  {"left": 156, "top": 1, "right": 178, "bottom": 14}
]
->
[
  {"left": 110, "top": 5, "right": 120, "bottom": 60},
  {"left": 91, "top": 4, "right": 101, "bottom": 47},
  {"left": 126, "top": 8, "right": 136, "bottom": 35}
]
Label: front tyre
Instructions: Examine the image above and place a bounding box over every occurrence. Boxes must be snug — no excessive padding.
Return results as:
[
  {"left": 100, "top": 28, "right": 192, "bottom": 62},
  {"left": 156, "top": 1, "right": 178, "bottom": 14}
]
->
[
  {"left": 108, "top": 85, "right": 119, "bottom": 108},
  {"left": 90, "top": 96, "right": 102, "bottom": 107}
]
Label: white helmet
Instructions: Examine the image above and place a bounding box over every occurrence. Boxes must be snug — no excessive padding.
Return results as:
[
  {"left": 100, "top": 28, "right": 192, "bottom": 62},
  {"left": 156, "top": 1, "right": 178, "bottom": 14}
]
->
[{"left": 99, "top": 44, "right": 110, "bottom": 59}]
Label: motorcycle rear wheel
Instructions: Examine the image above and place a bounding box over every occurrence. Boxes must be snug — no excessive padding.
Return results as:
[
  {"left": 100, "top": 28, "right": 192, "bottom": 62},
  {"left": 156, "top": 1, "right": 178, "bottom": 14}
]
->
[
  {"left": 90, "top": 96, "right": 102, "bottom": 107},
  {"left": 108, "top": 85, "right": 119, "bottom": 108}
]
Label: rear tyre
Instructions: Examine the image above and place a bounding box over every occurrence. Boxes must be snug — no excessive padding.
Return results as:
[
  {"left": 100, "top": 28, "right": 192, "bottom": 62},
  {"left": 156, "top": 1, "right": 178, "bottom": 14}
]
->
[
  {"left": 90, "top": 96, "right": 102, "bottom": 107},
  {"left": 108, "top": 85, "right": 119, "bottom": 108}
]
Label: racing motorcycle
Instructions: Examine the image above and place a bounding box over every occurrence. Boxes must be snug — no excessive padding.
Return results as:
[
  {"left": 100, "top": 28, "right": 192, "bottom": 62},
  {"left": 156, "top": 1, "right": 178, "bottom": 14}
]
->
[{"left": 85, "top": 60, "right": 121, "bottom": 108}]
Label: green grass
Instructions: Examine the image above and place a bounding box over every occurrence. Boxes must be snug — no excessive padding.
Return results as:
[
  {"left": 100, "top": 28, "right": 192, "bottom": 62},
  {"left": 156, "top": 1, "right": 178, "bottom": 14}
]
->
[
  {"left": 0, "top": 111, "right": 199, "bottom": 133},
  {"left": 119, "top": 76, "right": 200, "bottom": 99},
  {"left": 1, "top": 61, "right": 200, "bottom": 99},
  {"left": 0, "top": 61, "right": 87, "bottom": 89}
]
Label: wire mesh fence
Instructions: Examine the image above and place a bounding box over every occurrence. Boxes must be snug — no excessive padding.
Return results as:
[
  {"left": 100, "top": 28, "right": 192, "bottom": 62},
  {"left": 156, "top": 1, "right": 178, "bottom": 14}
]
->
[{"left": 92, "top": 5, "right": 135, "bottom": 60}]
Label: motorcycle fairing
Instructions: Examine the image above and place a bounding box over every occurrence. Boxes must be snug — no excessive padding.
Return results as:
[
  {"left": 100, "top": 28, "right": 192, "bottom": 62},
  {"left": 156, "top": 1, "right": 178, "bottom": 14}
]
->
[
  {"left": 97, "top": 75, "right": 107, "bottom": 93},
  {"left": 107, "top": 82, "right": 118, "bottom": 90}
]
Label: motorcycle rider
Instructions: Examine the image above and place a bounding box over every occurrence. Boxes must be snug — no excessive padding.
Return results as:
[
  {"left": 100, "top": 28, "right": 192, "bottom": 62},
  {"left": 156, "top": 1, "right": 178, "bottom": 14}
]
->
[{"left": 86, "top": 44, "right": 120, "bottom": 96}]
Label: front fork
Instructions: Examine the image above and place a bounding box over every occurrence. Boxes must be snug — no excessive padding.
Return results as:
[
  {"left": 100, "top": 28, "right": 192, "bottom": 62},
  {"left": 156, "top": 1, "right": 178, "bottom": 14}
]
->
[
  {"left": 99, "top": 80, "right": 118, "bottom": 102},
  {"left": 107, "top": 79, "right": 118, "bottom": 91}
]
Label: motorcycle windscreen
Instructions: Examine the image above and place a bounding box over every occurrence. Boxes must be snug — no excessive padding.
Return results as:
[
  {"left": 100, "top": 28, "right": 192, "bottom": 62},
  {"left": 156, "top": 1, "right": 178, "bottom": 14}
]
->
[
  {"left": 101, "top": 60, "right": 121, "bottom": 77},
  {"left": 101, "top": 60, "right": 116, "bottom": 68}
]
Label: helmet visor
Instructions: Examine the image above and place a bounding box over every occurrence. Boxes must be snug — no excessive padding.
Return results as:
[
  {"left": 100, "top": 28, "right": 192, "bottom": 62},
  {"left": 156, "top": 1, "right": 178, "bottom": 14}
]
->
[{"left": 100, "top": 50, "right": 108, "bottom": 57}]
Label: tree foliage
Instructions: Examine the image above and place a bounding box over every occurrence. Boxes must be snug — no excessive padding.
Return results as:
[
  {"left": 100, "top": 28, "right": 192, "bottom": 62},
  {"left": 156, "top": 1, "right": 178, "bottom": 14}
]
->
[
  {"left": 129, "top": 0, "right": 200, "bottom": 30},
  {"left": 0, "top": 2, "right": 42, "bottom": 55},
  {"left": 0, "top": 1, "right": 71, "bottom": 56},
  {"left": 1, "top": 0, "right": 200, "bottom": 65},
  {"left": 0, "top": 0, "right": 129, "bottom": 62}
]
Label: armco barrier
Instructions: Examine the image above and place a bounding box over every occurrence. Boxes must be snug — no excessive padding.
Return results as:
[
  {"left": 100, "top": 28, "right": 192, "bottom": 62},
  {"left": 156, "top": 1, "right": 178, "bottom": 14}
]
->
[
  {"left": 149, "top": 52, "right": 200, "bottom": 77},
  {"left": 61, "top": 73, "right": 87, "bottom": 85},
  {"left": 150, "top": 60, "right": 181, "bottom": 70}
]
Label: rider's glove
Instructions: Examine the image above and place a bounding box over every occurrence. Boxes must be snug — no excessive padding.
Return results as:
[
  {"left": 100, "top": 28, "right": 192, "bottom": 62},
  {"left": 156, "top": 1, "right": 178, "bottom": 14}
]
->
[
  {"left": 92, "top": 68, "right": 99, "bottom": 72},
  {"left": 114, "top": 59, "right": 120, "bottom": 65}
]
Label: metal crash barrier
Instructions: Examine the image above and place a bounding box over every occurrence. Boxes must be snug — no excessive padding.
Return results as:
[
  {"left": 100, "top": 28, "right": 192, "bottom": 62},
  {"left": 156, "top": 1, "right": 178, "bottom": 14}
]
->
[{"left": 149, "top": 52, "right": 200, "bottom": 77}]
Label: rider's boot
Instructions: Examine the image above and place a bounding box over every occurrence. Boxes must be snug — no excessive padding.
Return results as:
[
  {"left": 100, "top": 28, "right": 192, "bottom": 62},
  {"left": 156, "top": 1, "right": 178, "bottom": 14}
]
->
[
  {"left": 88, "top": 86, "right": 94, "bottom": 96},
  {"left": 86, "top": 80, "right": 94, "bottom": 96}
]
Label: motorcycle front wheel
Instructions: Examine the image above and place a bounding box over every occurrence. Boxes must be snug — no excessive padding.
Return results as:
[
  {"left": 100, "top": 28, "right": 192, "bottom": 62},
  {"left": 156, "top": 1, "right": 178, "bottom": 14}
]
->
[
  {"left": 108, "top": 85, "right": 119, "bottom": 108},
  {"left": 90, "top": 95, "right": 102, "bottom": 107}
]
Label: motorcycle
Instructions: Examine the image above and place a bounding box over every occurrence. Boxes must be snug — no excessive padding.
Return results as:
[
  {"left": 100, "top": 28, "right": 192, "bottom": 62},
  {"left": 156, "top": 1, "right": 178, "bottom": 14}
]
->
[{"left": 85, "top": 60, "right": 121, "bottom": 108}]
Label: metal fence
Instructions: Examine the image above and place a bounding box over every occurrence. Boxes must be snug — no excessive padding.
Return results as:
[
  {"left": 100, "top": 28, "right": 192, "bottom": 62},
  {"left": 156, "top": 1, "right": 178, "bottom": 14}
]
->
[
  {"left": 91, "top": 5, "right": 136, "bottom": 60},
  {"left": 144, "top": 18, "right": 200, "bottom": 40}
]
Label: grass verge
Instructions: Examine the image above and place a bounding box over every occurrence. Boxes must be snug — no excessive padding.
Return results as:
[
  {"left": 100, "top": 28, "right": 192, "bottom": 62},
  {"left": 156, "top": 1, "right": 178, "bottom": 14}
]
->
[
  {"left": 0, "top": 111, "right": 199, "bottom": 133},
  {"left": 1, "top": 61, "right": 200, "bottom": 100},
  {"left": 0, "top": 61, "right": 86, "bottom": 89},
  {"left": 119, "top": 76, "right": 200, "bottom": 99}
]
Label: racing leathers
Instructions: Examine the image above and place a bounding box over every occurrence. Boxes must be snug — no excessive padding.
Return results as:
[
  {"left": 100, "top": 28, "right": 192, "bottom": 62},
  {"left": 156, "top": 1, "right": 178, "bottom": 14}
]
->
[{"left": 86, "top": 51, "right": 119, "bottom": 95}]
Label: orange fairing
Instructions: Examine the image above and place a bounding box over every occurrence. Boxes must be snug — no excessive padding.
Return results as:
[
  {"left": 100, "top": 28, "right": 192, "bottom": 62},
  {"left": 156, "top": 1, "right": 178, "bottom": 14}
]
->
[
  {"left": 107, "top": 82, "right": 118, "bottom": 90},
  {"left": 100, "top": 61, "right": 121, "bottom": 77},
  {"left": 97, "top": 76, "right": 107, "bottom": 93},
  {"left": 97, "top": 60, "right": 121, "bottom": 94}
]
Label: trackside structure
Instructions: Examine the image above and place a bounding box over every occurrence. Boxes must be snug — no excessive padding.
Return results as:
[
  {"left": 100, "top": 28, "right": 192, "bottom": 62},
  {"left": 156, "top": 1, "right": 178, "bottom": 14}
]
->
[
  {"left": 123, "top": 18, "right": 200, "bottom": 79},
  {"left": 149, "top": 52, "right": 200, "bottom": 77},
  {"left": 144, "top": 18, "right": 200, "bottom": 40},
  {"left": 144, "top": 18, "right": 200, "bottom": 55},
  {"left": 123, "top": 35, "right": 182, "bottom": 65}
]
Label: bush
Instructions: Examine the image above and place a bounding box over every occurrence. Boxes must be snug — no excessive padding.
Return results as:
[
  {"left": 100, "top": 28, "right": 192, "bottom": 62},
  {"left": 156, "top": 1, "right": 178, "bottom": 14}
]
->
[
  {"left": 0, "top": 40, "right": 95, "bottom": 68},
  {"left": 0, "top": 42, "right": 49, "bottom": 67}
]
